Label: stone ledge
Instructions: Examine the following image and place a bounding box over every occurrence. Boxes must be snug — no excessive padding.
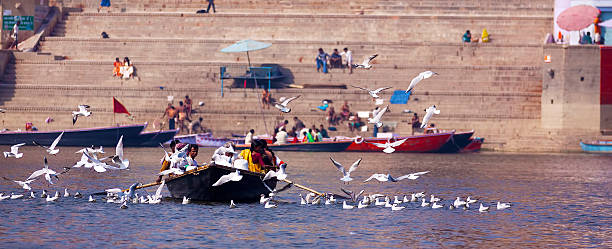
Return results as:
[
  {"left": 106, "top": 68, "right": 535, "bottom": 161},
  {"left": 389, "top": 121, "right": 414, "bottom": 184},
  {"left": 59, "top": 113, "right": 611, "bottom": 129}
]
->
[
  {"left": 64, "top": 11, "right": 553, "bottom": 20},
  {"left": 42, "top": 37, "right": 545, "bottom": 47}
]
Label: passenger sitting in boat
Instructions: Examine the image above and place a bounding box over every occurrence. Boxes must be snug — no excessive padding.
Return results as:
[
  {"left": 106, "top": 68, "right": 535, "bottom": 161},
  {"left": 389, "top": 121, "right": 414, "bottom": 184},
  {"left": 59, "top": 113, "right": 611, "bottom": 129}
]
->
[
  {"left": 425, "top": 123, "right": 439, "bottom": 134},
  {"left": 261, "top": 141, "right": 285, "bottom": 172},
  {"left": 238, "top": 139, "right": 266, "bottom": 173},
  {"left": 274, "top": 128, "right": 288, "bottom": 145},
  {"left": 157, "top": 140, "right": 178, "bottom": 183},
  {"left": 167, "top": 143, "right": 200, "bottom": 172},
  {"left": 212, "top": 142, "right": 236, "bottom": 167}
]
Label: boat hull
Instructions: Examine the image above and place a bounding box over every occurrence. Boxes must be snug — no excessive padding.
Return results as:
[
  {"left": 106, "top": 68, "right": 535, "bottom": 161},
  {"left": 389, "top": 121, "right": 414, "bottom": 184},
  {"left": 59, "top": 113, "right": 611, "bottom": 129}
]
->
[
  {"left": 125, "top": 129, "right": 178, "bottom": 147},
  {"left": 344, "top": 133, "right": 452, "bottom": 153},
  {"left": 0, "top": 124, "right": 146, "bottom": 146},
  {"left": 165, "top": 164, "right": 276, "bottom": 202},
  {"left": 236, "top": 141, "right": 353, "bottom": 152},
  {"left": 435, "top": 131, "right": 475, "bottom": 153},
  {"left": 462, "top": 137, "right": 484, "bottom": 152},
  {"left": 580, "top": 141, "right": 612, "bottom": 153}
]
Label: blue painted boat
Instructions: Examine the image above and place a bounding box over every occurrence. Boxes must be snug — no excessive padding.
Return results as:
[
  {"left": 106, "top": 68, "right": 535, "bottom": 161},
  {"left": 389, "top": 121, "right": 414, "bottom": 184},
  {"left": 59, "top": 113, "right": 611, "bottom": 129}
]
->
[
  {"left": 126, "top": 129, "right": 178, "bottom": 147},
  {"left": 0, "top": 124, "right": 146, "bottom": 147},
  {"left": 236, "top": 141, "right": 353, "bottom": 152},
  {"left": 580, "top": 140, "right": 612, "bottom": 153}
]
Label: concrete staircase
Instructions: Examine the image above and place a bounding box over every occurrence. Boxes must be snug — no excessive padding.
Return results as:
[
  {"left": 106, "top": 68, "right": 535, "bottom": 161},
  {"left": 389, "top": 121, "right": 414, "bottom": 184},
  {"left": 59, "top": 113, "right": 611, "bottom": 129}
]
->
[{"left": 0, "top": 0, "right": 556, "bottom": 151}]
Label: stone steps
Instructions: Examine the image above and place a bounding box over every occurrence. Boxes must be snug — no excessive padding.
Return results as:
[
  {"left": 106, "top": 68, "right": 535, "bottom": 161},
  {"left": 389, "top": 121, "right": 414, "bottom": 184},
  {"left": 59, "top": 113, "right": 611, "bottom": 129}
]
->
[
  {"left": 39, "top": 37, "right": 543, "bottom": 66},
  {"left": 57, "top": 0, "right": 554, "bottom": 16},
  {"left": 51, "top": 12, "right": 552, "bottom": 44}
]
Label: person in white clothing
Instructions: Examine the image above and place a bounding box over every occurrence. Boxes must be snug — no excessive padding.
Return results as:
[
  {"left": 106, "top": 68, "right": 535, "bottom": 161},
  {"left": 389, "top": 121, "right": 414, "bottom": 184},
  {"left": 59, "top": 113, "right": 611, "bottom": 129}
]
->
[
  {"left": 340, "top": 47, "right": 353, "bottom": 74},
  {"left": 274, "top": 128, "right": 288, "bottom": 145},
  {"left": 245, "top": 129, "right": 254, "bottom": 144},
  {"left": 9, "top": 21, "right": 20, "bottom": 50}
]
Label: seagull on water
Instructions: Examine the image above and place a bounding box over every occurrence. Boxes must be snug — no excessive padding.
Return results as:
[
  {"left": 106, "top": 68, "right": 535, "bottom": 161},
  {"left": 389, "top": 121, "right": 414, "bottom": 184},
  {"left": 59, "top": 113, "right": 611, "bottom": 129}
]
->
[
  {"left": 421, "top": 105, "right": 440, "bottom": 129},
  {"left": 342, "top": 200, "right": 354, "bottom": 209},
  {"left": 391, "top": 204, "right": 405, "bottom": 211},
  {"left": 351, "top": 85, "right": 392, "bottom": 99},
  {"left": 352, "top": 54, "right": 378, "bottom": 69},
  {"left": 421, "top": 198, "right": 430, "bottom": 207},
  {"left": 149, "top": 180, "right": 165, "bottom": 204},
  {"left": 33, "top": 131, "right": 64, "bottom": 155},
  {"left": 299, "top": 194, "right": 306, "bottom": 205},
  {"left": 340, "top": 188, "right": 365, "bottom": 203},
  {"left": 74, "top": 192, "right": 82, "bottom": 198},
  {"left": 453, "top": 197, "right": 467, "bottom": 208},
  {"left": 405, "top": 71, "right": 438, "bottom": 94},
  {"left": 10, "top": 193, "right": 24, "bottom": 199},
  {"left": 430, "top": 195, "right": 440, "bottom": 203},
  {"left": 367, "top": 138, "right": 408, "bottom": 154},
  {"left": 212, "top": 170, "right": 243, "bottom": 187},
  {"left": 466, "top": 196, "right": 478, "bottom": 205},
  {"left": 87, "top": 195, "right": 95, "bottom": 202},
  {"left": 394, "top": 196, "right": 402, "bottom": 204},
  {"left": 497, "top": 202, "right": 511, "bottom": 210},
  {"left": 110, "top": 136, "right": 129, "bottom": 170},
  {"left": 479, "top": 203, "right": 490, "bottom": 212},
  {"left": 3, "top": 143, "right": 25, "bottom": 158},
  {"left": 330, "top": 157, "right": 362, "bottom": 184},
  {"left": 29, "top": 192, "right": 35, "bottom": 198},
  {"left": 182, "top": 196, "right": 190, "bottom": 205},
  {"left": 64, "top": 188, "right": 70, "bottom": 197},
  {"left": 72, "top": 105, "right": 92, "bottom": 125},
  {"left": 46, "top": 194, "right": 59, "bottom": 202},
  {"left": 358, "top": 200, "right": 368, "bottom": 209},
  {"left": 0, "top": 193, "right": 10, "bottom": 200},
  {"left": 273, "top": 95, "right": 301, "bottom": 113},
  {"left": 27, "top": 157, "right": 59, "bottom": 185},
  {"left": 229, "top": 200, "right": 236, "bottom": 208},
  {"left": 264, "top": 200, "right": 277, "bottom": 208},
  {"left": 368, "top": 105, "right": 388, "bottom": 128},
  {"left": 431, "top": 202, "right": 444, "bottom": 209}
]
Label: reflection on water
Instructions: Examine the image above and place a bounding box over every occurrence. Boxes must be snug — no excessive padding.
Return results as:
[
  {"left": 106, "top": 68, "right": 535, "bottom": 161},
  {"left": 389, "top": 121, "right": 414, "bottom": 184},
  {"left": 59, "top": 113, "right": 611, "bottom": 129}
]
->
[{"left": 0, "top": 146, "right": 610, "bottom": 247}]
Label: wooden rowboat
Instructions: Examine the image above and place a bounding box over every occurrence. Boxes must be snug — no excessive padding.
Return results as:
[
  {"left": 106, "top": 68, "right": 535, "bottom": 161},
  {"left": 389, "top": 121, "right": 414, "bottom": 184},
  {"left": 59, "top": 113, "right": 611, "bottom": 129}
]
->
[
  {"left": 165, "top": 164, "right": 276, "bottom": 202},
  {"left": 236, "top": 140, "right": 353, "bottom": 152},
  {"left": 580, "top": 140, "right": 612, "bottom": 153}
]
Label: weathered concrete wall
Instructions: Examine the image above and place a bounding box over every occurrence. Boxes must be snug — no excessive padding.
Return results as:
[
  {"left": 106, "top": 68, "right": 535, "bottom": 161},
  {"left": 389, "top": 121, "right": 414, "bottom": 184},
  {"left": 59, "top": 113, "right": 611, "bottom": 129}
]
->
[
  {"left": 541, "top": 45, "right": 600, "bottom": 132},
  {"left": 0, "top": 50, "right": 13, "bottom": 76}
]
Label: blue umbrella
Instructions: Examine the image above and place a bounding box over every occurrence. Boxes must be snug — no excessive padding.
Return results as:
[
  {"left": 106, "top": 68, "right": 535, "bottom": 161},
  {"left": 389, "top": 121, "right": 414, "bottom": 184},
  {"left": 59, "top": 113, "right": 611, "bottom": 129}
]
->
[{"left": 221, "top": 39, "right": 272, "bottom": 67}]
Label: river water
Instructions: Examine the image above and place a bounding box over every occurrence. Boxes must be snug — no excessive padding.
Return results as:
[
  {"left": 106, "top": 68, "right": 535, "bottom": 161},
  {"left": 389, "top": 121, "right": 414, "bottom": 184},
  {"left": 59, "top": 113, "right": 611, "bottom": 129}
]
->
[{"left": 0, "top": 146, "right": 610, "bottom": 248}]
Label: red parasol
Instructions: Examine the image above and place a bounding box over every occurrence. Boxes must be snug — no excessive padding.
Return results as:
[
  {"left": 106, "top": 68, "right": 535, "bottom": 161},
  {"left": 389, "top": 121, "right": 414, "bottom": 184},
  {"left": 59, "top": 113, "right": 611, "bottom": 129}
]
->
[{"left": 556, "top": 5, "right": 600, "bottom": 31}]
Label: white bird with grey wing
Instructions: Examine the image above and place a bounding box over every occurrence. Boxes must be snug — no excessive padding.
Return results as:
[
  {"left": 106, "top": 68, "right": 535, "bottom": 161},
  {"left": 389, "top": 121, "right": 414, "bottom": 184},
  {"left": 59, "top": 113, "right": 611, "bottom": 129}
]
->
[
  {"left": 420, "top": 105, "right": 440, "bottom": 129},
  {"left": 72, "top": 105, "right": 92, "bottom": 125},
  {"left": 212, "top": 170, "right": 243, "bottom": 187},
  {"left": 33, "top": 131, "right": 64, "bottom": 155},
  {"left": 27, "top": 157, "right": 59, "bottom": 185},
  {"left": 273, "top": 95, "right": 300, "bottom": 113},
  {"left": 4, "top": 143, "right": 25, "bottom": 158},
  {"left": 352, "top": 54, "right": 378, "bottom": 69},
  {"left": 368, "top": 138, "right": 408, "bottom": 154},
  {"left": 368, "top": 105, "right": 388, "bottom": 128},
  {"left": 406, "top": 71, "right": 438, "bottom": 94},
  {"left": 330, "top": 157, "right": 362, "bottom": 184},
  {"left": 350, "top": 85, "right": 392, "bottom": 99}
]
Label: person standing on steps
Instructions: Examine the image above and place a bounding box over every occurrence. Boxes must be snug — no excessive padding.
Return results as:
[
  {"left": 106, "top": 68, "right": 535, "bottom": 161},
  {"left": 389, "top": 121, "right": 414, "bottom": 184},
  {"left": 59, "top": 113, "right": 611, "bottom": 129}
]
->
[
  {"left": 207, "top": 0, "right": 216, "bottom": 13},
  {"left": 9, "top": 21, "right": 20, "bottom": 51}
]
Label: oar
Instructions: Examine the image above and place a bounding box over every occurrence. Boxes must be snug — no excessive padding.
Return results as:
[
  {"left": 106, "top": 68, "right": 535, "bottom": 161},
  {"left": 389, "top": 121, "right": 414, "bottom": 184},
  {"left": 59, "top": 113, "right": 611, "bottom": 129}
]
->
[
  {"left": 281, "top": 179, "right": 324, "bottom": 196},
  {"left": 91, "top": 181, "right": 162, "bottom": 195}
]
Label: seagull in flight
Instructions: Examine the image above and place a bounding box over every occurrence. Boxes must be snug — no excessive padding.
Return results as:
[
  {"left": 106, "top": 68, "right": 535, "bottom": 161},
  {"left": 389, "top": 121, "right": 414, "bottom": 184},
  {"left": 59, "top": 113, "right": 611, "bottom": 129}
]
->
[
  {"left": 261, "top": 180, "right": 293, "bottom": 197},
  {"left": 406, "top": 71, "right": 438, "bottom": 94},
  {"left": 350, "top": 85, "right": 392, "bottom": 99},
  {"left": 363, "top": 171, "right": 430, "bottom": 182},
  {"left": 2, "top": 177, "right": 34, "bottom": 190},
  {"left": 110, "top": 135, "right": 129, "bottom": 170},
  {"left": 368, "top": 105, "right": 388, "bottom": 128},
  {"left": 212, "top": 170, "right": 243, "bottom": 187},
  {"left": 273, "top": 95, "right": 300, "bottom": 113},
  {"left": 72, "top": 105, "right": 92, "bottom": 125},
  {"left": 3, "top": 143, "right": 25, "bottom": 158},
  {"left": 340, "top": 188, "right": 365, "bottom": 203},
  {"left": 330, "top": 157, "right": 362, "bottom": 184},
  {"left": 82, "top": 151, "right": 118, "bottom": 172},
  {"left": 27, "top": 157, "right": 59, "bottom": 185},
  {"left": 353, "top": 54, "right": 378, "bottom": 69},
  {"left": 421, "top": 105, "right": 440, "bottom": 129},
  {"left": 34, "top": 131, "right": 64, "bottom": 155},
  {"left": 367, "top": 138, "right": 408, "bottom": 153}
]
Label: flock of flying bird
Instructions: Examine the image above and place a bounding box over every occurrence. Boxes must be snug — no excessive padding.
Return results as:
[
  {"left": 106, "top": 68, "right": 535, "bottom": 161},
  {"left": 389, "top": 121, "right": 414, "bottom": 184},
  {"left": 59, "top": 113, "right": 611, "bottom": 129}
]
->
[
  {"left": 1, "top": 53, "right": 512, "bottom": 212},
  {"left": 1, "top": 131, "right": 133, "bottom": 206},
  {"left": 268, "top": 54, "right": 440, "bottom": 153}
]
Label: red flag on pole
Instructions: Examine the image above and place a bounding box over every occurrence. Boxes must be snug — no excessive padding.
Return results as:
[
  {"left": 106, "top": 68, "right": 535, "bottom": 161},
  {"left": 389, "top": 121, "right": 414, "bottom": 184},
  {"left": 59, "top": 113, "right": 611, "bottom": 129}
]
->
[{"left": 113, "top": 97, "right": 130, "bottom": 115}]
